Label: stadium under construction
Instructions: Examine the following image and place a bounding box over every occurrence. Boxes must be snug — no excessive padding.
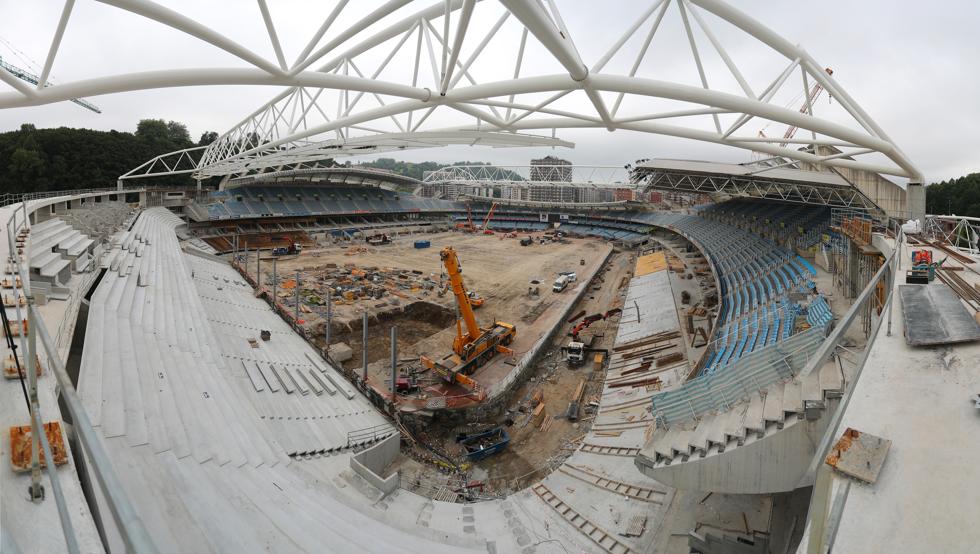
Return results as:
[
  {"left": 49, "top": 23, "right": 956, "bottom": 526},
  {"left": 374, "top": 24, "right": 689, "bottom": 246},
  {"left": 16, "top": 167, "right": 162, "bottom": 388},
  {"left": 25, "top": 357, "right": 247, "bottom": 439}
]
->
[{"left": 2, "top": 2, "right": 979, "bottom": 554}]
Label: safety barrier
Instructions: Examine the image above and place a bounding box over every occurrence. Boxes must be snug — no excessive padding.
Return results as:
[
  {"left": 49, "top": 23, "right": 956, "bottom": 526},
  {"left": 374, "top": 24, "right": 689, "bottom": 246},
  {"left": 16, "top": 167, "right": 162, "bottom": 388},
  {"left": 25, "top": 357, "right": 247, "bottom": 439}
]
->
[{"left": 4, "top": 193, "right": 158, "bottom": 553}]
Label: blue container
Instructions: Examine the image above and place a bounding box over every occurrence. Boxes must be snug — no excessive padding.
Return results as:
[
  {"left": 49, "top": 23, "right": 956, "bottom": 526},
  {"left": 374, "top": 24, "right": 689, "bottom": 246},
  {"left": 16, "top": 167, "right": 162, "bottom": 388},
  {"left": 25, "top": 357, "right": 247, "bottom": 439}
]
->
[
  {"left": 457, "top": 427, "right": 510, "bottom": 461},
  {"left": 413, "top": 240, "right": 431, "bottom": 249}
]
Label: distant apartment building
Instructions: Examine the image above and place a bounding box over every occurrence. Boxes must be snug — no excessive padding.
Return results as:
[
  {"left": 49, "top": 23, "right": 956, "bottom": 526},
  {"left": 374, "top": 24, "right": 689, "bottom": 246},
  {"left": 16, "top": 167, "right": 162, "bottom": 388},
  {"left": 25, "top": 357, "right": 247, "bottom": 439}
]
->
[
  {"left": 417, "top": 182, "right": 494, "bottom": 200},
  {"left": 575, "top": 187, "right": 615, "bottom": 203},
  {"left": 498, "top": 184, "right": 575, "bottom": 203},
  {"left": 613, "top": 187, "right": 636, "bottom": 202},
  {"left": 530, "top": 155, "right": 572, "bottom": 182}
]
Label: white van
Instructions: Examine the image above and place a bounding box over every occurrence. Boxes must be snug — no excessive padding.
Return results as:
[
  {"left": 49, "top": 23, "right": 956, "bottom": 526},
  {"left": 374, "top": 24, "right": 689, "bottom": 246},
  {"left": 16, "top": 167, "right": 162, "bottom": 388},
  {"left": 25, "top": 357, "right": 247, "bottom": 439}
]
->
[{"left": 553, "top": 274, "right": 570, "bottom": 292}]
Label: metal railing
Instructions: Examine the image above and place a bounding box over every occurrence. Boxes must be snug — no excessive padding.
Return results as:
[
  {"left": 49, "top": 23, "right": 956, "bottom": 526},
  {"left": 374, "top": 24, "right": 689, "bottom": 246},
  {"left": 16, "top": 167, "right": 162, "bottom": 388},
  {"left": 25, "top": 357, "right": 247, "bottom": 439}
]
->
[
  {"left": 801, "top": 225, "right": 902, "bottom": 554},
  {"left": 346, "top": 422, "right": 398, "bottom": 448},
  {"left": 0, "top": 187, "right": 128, "bottom": 208},
  {"left": 651, "top": 325, "right": 827, "bottom": 426},
  {"left": 4, "top": 194, "right": 158, "bottom": 553}
]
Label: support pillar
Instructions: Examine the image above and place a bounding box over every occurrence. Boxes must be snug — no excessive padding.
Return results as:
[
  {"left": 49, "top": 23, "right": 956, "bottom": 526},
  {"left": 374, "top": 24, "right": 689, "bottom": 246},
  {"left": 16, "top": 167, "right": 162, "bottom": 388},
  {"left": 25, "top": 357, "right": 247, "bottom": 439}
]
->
[
  {"left": 390, "top": 326, "right": 397, "bottom": 398},
  {"left": 906, "top": 181, "right": 925, "bottom": 224},
  {"left": 256, "top": 253, "right": 261, "bottom": 289},
  {"left": 27, "top": 301, "right": 43, "bottom": 502},
  {"left": 325, "top": 289, "right": 331, "bottom": 352},
  {"left": 294, "top": 270, "right": 301, "bottom": 324},
  {"left": 362, "top": 311, "right": 369, "bottom": 382},
  {"left": 272, "top": 258, "right": 277, "bottom": 305}
]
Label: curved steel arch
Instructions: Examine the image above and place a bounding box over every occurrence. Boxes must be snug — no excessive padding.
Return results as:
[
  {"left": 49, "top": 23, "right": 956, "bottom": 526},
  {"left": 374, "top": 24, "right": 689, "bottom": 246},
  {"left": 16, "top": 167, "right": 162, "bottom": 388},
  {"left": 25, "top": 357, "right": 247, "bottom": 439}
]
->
[{"left": 1, "top": 0, "right": 922, "bottom": 182}]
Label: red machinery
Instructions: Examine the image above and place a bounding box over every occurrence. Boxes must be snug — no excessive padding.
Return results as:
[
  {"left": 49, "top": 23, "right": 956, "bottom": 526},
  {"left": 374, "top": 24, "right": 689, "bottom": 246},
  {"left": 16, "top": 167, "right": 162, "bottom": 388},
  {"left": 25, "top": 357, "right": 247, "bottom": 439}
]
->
[{"left": 569, "top": 308, "right": 622, "bottom": 341}]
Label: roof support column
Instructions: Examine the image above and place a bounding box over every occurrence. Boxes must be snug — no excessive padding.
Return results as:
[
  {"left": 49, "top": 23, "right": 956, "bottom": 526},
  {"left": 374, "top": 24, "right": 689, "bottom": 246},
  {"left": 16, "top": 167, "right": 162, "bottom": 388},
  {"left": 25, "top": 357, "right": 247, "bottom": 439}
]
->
[{"left": 906, "top": 181, "right": 925, "bottom": 224}]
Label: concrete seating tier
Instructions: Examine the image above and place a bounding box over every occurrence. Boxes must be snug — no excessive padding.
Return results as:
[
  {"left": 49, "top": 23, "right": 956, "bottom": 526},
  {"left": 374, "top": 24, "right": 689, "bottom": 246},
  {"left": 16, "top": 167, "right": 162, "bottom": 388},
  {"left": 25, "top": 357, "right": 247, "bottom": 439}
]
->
[
  {"left": 78, "top": 208, "right": 393, "bottom": 468},
  {"left": 205, "top": 185, "right": 460, "bottom": 219},
  {"left": 28, "top": 218, "right": 93, "bottom": 285},
  {"left": 639, "top": 357, "right": 843, "bottom": 469}
]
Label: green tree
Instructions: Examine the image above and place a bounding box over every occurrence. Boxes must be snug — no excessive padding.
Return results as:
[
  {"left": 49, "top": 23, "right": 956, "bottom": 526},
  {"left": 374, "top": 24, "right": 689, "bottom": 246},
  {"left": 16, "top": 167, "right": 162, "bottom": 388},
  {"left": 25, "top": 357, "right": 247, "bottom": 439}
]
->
[
  {"left": 926, "top": 173, "right": 980, "bottom": 218},
  {"left": 198, "top": 131, "right": 219, "bottom": 146},
  {"left": 6, "top": 147, "right": 46, "bottom": 188}
]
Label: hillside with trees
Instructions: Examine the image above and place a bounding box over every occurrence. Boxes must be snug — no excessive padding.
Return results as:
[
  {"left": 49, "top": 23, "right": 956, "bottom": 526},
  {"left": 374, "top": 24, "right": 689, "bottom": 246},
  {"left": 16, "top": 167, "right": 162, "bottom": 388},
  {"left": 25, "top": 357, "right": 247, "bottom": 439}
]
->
[
  {"left": 926, "top": 173, "right": 980, "bottom": 218},
  {"left": 0, "top": 120, "right": 215, "bottom": 194}
]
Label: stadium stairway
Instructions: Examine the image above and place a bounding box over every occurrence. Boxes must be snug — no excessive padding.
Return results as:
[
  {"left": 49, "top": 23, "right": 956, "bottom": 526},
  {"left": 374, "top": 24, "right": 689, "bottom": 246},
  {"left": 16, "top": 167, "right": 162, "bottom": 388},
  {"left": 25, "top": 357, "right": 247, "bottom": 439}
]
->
[
  {"left": 27, "top": 217, "right": 95, "bottom": 286},
  {"left": 635, "top": 348, "right": 844, "bottom": 494}
]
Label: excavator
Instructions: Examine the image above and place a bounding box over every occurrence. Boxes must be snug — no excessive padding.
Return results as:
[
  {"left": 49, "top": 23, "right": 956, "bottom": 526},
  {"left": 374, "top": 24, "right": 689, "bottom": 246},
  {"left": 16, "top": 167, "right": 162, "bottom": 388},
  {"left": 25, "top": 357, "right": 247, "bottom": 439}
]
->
[{"left": 421, "top": 247, "right": 517, "bottom": 399}]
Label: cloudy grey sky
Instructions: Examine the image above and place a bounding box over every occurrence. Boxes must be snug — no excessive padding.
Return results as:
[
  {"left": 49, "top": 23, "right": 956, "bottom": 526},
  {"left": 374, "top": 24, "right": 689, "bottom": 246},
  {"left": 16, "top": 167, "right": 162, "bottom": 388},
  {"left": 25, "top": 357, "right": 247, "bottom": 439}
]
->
[{"left": 0, "top": 0, "right": 977, "bottom": 182}]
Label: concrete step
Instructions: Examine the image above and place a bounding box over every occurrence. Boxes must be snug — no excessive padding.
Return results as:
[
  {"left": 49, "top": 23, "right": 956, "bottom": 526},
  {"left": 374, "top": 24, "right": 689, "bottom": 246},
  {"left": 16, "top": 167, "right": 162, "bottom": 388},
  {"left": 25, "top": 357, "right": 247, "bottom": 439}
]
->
[
  {"left": 671, "top": 428, "right": 694, "bottom": 459},
  {"left": 819, "top": 359, "right": 844, "bottom": 395},
  {"left": 783, "top": 379, "right": 803, "bottom": 414},
  {"left": 652, "top": 426, "right": 674, "bottom": 460},
  {"left": 762, "top": 381, "right": 785, "bottom": 425},
  {"left": 802, "top": 368, "right": 823, "bottom": 403},
  {"left": 39, "top": 257, "right": 70, "bottom": 279},
  {"left": 705, "top": 419, "right": 728, "bottom": 452},
  {"left": 723, "top": 402, "right": 749, "bottom": 445},
  {"left": 29, "top": 250, "right": 60, "bottom": 270},
  {"left": 744, "top": 392, "right": 766, "bottom": 436},
  {"left": 688, "top": 412, "right": 716, "bottom": 455},
  {"left": 65, "top": 237, "right": 94, "bottom": 258}
]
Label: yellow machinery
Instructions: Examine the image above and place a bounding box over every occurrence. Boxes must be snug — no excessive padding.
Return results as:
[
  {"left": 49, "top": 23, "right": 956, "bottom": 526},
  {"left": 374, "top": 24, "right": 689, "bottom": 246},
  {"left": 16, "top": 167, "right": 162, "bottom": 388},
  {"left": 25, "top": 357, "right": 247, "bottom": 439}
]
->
[{"left": 421, "top": 247, "right": 516, "bottom": 397}]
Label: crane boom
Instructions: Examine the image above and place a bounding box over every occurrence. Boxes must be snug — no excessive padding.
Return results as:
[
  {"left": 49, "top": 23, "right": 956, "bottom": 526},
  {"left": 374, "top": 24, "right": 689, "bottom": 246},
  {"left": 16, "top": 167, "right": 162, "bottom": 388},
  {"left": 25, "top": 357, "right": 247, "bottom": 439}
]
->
[
  {"left": 0, "top": 56, "right": 101, "bottom": 113},
  {"left": 441, "top": 247, "right": 481, "bottom": 344},
  {"left": 481, "top": 202, "right": 498, "bottom": 232},
  {"left": 419, "top": 246, "right": 516, "bottom": 397},
  {"left": 779, "top": 67, "right": 833, "bottom": 148}
]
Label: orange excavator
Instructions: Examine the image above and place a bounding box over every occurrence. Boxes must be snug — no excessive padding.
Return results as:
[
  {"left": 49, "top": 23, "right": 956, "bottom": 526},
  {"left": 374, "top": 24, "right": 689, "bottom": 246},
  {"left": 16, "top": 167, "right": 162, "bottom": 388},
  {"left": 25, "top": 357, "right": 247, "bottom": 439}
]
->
[{"left": 421, "top": 247, "right": 517, "bottom": 398}]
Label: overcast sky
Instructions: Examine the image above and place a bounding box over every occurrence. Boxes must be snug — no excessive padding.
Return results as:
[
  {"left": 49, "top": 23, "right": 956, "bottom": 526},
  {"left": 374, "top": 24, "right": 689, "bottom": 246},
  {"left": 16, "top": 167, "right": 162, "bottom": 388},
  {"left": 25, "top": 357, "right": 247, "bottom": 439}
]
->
[{"left": 0, "top": 0, "right": 977, "bottom": 183}]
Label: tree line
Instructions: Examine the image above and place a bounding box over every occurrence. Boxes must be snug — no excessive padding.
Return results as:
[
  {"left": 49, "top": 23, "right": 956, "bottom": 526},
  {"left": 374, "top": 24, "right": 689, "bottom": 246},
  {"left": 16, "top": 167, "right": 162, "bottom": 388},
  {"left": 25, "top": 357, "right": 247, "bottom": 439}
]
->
[
  {"left": 924, "top": 173, "right": 980, "bottom": 218},
  {"left": 0, "top": 120, "right": 217, "bottom": 194}
]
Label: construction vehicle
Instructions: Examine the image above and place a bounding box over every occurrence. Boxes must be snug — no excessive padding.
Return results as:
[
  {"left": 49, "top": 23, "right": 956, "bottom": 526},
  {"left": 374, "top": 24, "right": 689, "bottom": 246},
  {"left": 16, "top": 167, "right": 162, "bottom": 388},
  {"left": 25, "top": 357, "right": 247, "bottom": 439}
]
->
[
  {"left": 467, "top": 291, "right": 485, "bottom": 308},
  {"left": 272, "top": 242, "right": 302, "bottom": 256},
  {"left": 519, "top": 236, "right": 533, "bottom": 247},
  {"left": 552, "top": 275, "right": 571, "bottom": 292},
  {"left": 906, "top": 249, "right": 946, "bottom": 284},
  {"left": 456, "top": 205, "right": 478, "bottom": 232},
  {"left": 366, "top": 233, "right": 391, "bottom": 245},
  {"left": 562, "top": 309, "right": 621, "bottom": 366},
  {"left": 480, "top": 202, "right": 499, "bottom": 235},
  {"left": 420, "top": 247, "right": 517, "bottom": 397}
]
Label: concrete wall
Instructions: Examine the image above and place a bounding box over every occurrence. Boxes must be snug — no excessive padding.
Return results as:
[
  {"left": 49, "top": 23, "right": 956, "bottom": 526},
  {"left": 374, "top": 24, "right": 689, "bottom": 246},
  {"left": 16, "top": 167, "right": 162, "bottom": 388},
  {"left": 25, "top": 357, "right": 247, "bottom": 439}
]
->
[
  {"left": 636, "top": 399, "right": 838, "bottom": 494},
  {"left": 350, "top": 433, "right": 400, "bottom": 495}
]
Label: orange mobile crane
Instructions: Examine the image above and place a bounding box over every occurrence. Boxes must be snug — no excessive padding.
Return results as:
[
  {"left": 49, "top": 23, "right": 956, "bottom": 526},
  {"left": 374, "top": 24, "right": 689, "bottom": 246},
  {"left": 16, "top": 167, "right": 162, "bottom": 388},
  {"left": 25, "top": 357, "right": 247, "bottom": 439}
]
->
[{"left": 421, "top": 247, "right": 517, "bottom": 398}]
